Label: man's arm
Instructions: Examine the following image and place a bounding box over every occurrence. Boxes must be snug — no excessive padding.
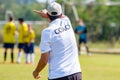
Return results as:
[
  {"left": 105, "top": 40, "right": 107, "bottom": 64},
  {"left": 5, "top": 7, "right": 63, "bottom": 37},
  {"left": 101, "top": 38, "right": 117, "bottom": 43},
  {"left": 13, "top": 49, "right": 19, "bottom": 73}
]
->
[
  {"left": 33, "top": 9, "right": 49, "bottom": 18},
  {"left": 33, "top": 9, "right": 66, "bottom": 22},
  {"left": 33, "top": 52, "right": 50, "bottom": 79}
]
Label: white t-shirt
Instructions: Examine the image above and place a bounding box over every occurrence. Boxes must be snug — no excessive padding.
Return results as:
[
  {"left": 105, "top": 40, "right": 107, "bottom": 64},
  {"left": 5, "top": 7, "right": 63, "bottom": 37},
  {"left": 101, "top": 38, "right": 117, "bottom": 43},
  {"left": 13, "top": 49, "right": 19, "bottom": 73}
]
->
[{"left": 40, "top": 17, "right": 81, "bottom": 79}]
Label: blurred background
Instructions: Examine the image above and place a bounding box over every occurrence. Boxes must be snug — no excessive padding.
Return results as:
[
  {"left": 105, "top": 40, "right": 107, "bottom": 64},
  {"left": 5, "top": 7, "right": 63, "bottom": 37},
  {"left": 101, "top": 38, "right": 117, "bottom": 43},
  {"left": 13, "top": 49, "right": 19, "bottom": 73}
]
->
[{"left": 0, "top": 0, "right": 120, "bottom": 51}]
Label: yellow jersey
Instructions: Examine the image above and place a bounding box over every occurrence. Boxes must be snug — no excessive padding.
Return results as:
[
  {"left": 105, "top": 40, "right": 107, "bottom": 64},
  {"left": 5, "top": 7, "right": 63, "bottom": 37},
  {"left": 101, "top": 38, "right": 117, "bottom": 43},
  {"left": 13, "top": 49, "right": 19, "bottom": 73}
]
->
[
  {"left": 3, "top": 22, "right": 16, "bottom": 43},
  {"left": 27, "top": 30, "right": 35, "bottom": 43},
  {"left": 18, "top": 23, "right": 28, "bottom": 43}
]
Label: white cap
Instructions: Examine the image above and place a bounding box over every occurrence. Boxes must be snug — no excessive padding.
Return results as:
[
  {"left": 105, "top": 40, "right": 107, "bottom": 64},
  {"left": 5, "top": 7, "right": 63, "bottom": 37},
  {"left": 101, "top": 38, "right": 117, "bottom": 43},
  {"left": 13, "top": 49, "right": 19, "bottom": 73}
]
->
[{"left": 47, "top": 2, "right": 62, "bottom": 16}]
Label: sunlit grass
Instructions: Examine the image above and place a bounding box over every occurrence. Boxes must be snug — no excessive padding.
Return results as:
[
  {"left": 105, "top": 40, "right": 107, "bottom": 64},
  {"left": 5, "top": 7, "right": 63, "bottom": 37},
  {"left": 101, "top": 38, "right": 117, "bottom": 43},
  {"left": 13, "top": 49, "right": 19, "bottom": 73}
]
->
[
  {"left": 0, "top": 47, "right": 120, "bottom": 80},
  {"left": 80, "top": 54, "right": 120, "bottom": 80}
]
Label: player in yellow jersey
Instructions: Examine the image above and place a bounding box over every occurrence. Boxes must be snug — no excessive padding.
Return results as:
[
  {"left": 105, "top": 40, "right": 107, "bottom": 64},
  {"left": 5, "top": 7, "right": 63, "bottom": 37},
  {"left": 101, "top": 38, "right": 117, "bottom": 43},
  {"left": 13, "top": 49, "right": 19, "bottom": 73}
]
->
[
  {"left": 3, "top": 17, "right": 16, "bottom": 63},
  {"left": 17, "top": 18, "right": 28, "bottom": 63},
  {"left": 24, "top": 24, "right": 35, "bottom": 64}
]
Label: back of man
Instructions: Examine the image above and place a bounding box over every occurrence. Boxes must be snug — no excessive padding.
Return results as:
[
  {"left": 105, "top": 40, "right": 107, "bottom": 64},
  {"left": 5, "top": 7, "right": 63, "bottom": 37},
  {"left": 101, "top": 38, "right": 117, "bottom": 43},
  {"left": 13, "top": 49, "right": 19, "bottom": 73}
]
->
[
  {"left": 40, "top": 17, "right": 81, "bottom": 79},
  {"left": 3, "top": 17, "right": 16, "bottom": 63},
  {"left": 3, "top": 22, "right": 16, "bottom": 43},
  {"left": 33, "top": 2, "right": 82, "bottom": 80},
  {"left": 17, "top": 19, "right": 28, "bottom": 63},
  {"left": 18, "top": 22, "right": 28, "bottom": 43}
]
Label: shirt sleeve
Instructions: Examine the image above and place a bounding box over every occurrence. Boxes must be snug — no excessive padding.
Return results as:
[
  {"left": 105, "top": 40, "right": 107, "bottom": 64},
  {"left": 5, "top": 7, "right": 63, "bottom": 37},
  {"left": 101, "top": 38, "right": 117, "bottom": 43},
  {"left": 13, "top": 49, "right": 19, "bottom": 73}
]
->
[{"left": 40, "top": 28, "right": 51, "bottom": 54}]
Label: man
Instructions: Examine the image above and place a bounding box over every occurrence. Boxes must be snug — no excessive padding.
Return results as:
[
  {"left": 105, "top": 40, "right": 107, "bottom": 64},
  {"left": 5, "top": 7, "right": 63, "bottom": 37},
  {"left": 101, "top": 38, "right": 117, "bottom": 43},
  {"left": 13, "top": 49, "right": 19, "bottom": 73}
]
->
[
  {"left": 33, "top": 2, "right": 82, "bottom": 80},
  {"left": 24, "top": 24, "right": 35, "bottom": 64},
  {"left": 75, "top": 19, "right": 91, "bottom": 56},
  {"left": 17, "top": 18, "right": 28, "bottom": 63},
  {"left": 3, "top": 17, "right": 16, "bottom": 63}
]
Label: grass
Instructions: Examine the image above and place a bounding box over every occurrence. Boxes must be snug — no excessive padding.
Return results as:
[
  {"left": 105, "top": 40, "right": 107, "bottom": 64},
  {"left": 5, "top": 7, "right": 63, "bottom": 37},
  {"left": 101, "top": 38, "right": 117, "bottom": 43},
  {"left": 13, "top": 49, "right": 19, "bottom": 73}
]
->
[
  {"left": 80, "top": 54, "right": 120, "bottom": 80},
  {"left": 0, "top": 47, "right": 120, "bottom": 80}
]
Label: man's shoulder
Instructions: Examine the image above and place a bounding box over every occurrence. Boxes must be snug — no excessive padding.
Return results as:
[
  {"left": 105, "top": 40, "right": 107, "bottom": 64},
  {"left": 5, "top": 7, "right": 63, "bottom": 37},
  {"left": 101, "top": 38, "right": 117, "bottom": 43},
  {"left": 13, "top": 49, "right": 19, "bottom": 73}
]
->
[
  {"left": 42, "top": 27, "right": 51, "bottom": 33},
  {"left": 10, "top": 22, "right": 16, "bottom": 27},
  {"left": 22, "top": 23, "right": 27, "bottom": 27},
  {"left": 61, "top": 16, "right": 70, "bottom": 23},
  {"left": 41, "top": 28, "right": 52, "bottom": 38},
  {"left": 5, "top": 22, "right": 10, "bottom": 26}
]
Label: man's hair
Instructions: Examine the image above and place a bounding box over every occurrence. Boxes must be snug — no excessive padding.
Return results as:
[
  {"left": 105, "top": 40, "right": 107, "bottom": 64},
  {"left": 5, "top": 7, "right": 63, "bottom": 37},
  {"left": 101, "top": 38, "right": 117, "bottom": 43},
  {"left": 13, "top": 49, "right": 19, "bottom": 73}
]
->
[
  {"left": 47, "top": 13, "right": 61, "bottom": 21},
  {"left": 18, "top": 18, "right": 24, "bottom": 22},
  {"left": 9, "top": 17, "right": 13, "bottom": 21}
]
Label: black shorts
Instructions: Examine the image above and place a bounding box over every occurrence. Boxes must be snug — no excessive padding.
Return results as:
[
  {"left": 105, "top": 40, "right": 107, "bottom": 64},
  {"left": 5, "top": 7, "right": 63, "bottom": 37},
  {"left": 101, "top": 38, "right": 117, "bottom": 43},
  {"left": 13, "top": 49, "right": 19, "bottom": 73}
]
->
[
  {"left": 3, "top": 43, "right": 15, "bottom": 48},
  {"left": 79, "top": 38, "right": 88, "bottom": 44},
  {"left": 18, "top": 43, "right": 25, "bottom": 49},
  {"left": 48, "top": 72, "right": 82, "bottom": 80},
  {"left": 24, "top": 43, "right": 34, "bottom": 53}
]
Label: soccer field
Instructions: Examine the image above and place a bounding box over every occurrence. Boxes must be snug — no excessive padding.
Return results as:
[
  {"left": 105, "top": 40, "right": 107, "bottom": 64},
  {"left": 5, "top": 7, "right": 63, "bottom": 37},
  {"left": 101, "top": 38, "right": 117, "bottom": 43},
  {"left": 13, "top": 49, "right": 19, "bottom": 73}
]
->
[{"left": 0, "top": 47, "right": 120, "bottom": 80}]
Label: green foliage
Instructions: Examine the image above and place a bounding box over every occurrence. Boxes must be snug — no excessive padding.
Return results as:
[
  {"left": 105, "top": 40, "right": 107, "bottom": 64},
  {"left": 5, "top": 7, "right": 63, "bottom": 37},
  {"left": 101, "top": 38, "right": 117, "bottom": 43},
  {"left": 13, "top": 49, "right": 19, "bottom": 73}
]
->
[
  {"left": 0, "top": 0, "right": 45, "bottom": 20},
  {"left": 72, "top": 0, "right": 120, "bottom": 42},
  {"left": 0, "top": 0, "right": 120, "bottom": 42}
]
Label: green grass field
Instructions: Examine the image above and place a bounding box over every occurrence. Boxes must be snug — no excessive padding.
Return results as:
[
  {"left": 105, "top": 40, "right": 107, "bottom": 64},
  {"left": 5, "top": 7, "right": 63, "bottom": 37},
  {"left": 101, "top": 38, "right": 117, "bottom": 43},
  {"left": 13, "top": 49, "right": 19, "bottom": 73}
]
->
[{"left": 0, "top": 47, "right": 120, "bottom": 80}]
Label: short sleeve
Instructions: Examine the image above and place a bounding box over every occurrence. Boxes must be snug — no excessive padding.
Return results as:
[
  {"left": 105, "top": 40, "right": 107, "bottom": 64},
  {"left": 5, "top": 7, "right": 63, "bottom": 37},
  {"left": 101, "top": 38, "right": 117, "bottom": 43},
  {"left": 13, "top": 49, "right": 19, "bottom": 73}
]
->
[{"left": 40, "top": 29, "right": 51, "bottom": 53}]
